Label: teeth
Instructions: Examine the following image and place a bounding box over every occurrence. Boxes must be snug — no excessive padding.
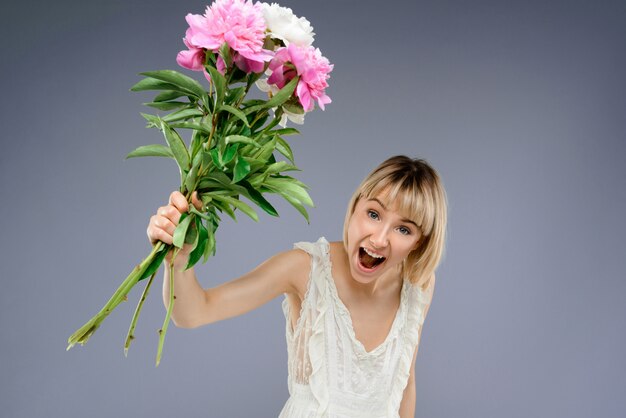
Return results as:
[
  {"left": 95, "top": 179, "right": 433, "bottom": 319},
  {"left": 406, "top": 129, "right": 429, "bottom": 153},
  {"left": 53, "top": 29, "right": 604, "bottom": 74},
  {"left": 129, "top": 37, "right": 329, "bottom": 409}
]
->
[{"left": 363, "top": 247, "right": 385, "bottom": 259}]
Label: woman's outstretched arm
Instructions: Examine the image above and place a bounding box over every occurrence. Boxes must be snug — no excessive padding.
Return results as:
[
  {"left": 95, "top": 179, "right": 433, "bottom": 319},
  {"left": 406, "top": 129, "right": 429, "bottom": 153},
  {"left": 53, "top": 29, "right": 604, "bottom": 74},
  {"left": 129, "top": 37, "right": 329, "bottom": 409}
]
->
[
  {"left": 149, "top": 190, "right": 308, "bottom": 329},
  {"left": 162, "top": 249, "right": 307, "bottom": 328}
]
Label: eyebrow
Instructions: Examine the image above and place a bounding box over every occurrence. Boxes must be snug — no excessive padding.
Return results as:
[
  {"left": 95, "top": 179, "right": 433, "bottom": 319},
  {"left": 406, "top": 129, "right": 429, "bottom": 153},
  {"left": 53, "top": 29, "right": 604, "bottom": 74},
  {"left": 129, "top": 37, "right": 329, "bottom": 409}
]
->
[{"left": 368, "top": 198, "right": 419, "bottom": 228}]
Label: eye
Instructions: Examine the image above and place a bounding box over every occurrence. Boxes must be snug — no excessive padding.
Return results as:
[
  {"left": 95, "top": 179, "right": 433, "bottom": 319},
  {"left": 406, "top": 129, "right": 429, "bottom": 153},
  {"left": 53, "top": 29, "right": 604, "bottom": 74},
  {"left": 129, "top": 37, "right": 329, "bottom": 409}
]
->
[
  {"left": 397, "top": 226, "right": 411, "bottom": 236},
  {"left": 367, "top": 210, "right": 380, "bottom": 221}
]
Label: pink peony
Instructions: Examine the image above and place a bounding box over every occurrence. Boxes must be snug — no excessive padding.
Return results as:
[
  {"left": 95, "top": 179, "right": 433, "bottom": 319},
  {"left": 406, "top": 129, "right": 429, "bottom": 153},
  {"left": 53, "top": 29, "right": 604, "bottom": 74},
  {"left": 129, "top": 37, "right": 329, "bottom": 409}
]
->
[
  {"left": 176, "top": 35, "right": 205, "bottom": 71},
  {"left": 177, "top": 0, "right": 273, "bottom": 75},
  {"left": 267, "top": 43, "right": 332, "bottom": 112}
]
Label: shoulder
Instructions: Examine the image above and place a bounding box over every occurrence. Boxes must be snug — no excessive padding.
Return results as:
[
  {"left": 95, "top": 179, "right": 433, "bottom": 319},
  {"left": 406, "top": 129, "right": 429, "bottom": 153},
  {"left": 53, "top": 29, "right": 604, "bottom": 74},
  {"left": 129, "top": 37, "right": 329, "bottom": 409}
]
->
[
  {"left": 268, "top": 246, "right": 312, "bottom": 299},
  {"left": 328, "top": 240, "right": 347, "bottom": 264}
]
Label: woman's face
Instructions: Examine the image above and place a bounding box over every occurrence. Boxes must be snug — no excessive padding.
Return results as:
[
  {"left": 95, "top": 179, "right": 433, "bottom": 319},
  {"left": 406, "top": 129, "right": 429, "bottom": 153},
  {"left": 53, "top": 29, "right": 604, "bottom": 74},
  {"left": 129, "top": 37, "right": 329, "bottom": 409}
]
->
[{"left": 345, "top": 195, "right": 422, "bottom": 285}]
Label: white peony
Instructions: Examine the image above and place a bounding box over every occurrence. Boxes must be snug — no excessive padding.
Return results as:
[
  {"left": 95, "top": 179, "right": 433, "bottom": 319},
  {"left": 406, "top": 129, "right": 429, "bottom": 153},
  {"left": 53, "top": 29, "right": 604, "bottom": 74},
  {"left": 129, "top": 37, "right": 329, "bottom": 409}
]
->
[
  {"left": 261, "top": 3, "right": 315, "bottom": 47},
  {"left": 279, "top": 107, "right": 305, "bottom": 127},
  {"left": 255, "top": 77, "right": 279, "bottom": 95}
]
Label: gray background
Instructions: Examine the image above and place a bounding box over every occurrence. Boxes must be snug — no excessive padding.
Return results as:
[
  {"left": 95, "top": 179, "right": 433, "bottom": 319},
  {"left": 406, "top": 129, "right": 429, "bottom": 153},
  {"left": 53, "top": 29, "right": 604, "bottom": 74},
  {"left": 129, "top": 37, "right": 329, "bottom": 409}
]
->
[{"left": 1, "top": 0, "right": 625, "bottom": 417}]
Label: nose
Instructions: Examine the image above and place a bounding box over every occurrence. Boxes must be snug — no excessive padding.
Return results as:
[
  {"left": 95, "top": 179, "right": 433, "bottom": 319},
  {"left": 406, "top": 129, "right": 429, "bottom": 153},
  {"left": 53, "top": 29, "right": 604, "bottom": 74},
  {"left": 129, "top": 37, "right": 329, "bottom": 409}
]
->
[{"left": 369, "top": 226, "right": 389, "bottom": 249}]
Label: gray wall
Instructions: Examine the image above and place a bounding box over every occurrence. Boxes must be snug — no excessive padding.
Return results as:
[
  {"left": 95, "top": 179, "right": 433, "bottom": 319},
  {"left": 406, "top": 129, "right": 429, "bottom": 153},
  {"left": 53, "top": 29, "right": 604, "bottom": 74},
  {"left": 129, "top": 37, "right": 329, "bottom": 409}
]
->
[{"left": 1, "top": 0, "right": 625, "bottom": 417}]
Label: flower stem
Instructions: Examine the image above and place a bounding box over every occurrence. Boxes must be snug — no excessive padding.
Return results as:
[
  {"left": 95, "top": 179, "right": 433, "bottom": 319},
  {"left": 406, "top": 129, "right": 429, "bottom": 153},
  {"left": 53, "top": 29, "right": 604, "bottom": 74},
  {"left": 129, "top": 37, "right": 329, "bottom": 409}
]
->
[
  {"left": 155, "top": 247, "right": 180, "bottom": 366},
  {"left": 67, "top": 241, "right": 165, "bottom": 350},
  {"left": 123, "top": 269, "right": 158, "bottom": 356},
  {"left": 249, "top": 109, "right": 268, "bottom": 129}
]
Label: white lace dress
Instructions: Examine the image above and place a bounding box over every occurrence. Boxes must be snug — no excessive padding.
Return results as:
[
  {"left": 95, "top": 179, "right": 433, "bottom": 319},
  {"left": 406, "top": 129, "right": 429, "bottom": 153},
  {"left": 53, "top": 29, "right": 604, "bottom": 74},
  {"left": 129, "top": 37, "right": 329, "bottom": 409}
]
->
[{"left": 278, "top": 237, "right": 433, "bottom": 418}]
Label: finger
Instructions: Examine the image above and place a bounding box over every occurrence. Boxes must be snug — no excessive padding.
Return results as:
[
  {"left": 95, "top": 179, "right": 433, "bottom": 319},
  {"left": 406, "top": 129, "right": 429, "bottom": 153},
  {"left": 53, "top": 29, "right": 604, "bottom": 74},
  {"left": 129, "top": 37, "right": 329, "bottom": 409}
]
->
[
  {"left": 158, "top": 206, "right": 181, "bottom": 225},
  {"left": 155, "top": 229, "right": 174, "bottom": 245},
  {"left": 148, "top": 219, "right": 174, "bottom": 245},
  {"left": 155, "top": 216, "right": 177, "bottom": 237},
  {"left": 191, "top": 191, "right": 203, "bottom": 211},
  {"left": 169, "top": 191, "right": 189, "bottom": 214}
]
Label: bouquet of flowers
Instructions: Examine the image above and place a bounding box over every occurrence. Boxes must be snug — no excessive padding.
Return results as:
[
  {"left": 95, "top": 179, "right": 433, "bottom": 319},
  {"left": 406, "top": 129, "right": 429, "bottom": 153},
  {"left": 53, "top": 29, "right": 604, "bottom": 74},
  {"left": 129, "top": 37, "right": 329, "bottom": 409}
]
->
[{"left": 67, "top": 0, "right": 332, "bottom": 366}]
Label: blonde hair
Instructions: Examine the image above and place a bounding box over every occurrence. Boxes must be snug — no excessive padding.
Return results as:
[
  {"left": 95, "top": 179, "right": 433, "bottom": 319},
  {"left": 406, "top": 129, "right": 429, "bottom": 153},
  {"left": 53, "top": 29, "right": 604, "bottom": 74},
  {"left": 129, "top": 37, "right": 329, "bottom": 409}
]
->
[{"left": 342, "top": 156, "right": 448, "bottom": 289}]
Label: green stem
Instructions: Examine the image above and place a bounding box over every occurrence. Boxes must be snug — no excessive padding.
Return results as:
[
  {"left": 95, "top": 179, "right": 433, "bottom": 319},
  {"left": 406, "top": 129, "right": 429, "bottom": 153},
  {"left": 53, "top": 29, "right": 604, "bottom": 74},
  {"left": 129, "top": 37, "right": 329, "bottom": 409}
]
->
[
  {"left": 67, "top": 241, "right": 165, "bottom": 350},
  {"left": 249, "top": 109, "right": 268, "bottom": 130},
  {"left": 206, "top": 112, "right": 218, "bottom": 151},
  {"left": 123, "top": 269, "right": 158, "bottom": 356},
  {"left": 155, "top": 247, "right": 180, "bottom": 366}
]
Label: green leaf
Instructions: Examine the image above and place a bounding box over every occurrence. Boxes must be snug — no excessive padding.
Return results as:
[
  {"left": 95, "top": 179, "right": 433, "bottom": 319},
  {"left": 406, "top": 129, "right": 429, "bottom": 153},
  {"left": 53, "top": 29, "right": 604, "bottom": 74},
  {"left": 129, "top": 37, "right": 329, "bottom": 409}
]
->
[
  {"left": 184, "top": 164, "right": 199, "bottom": 194},
  {"left": 246, "top": 64, "right": 265, "bottom": 86},
  {"left": 260, "top": 115, "right": 281, "bottom": 134},
  {"left": 140, "top": 70, "right": 207, "bottom": 100},
  {"left": 197, "top": 179, "right": 223, "bottom": 191},
  {"left": 186, "top": 218, "right": 208, "bottom": 269},
  {"left": 255, "top": 137, "right": 277, "bottom": 162},
  {"left": 272, "top": 128, "right": 300, "bottom": 136},
  {"left": 279, "top": 191, "right": 310, "bottom": 223},
  {"left": 206, "top": 66, "right": 226, "bottom": 106},
  {"left": 225, "top": 135, "right": 260, "bottom": 148},
  {"left": 141, "top": 113, "right": 161, "bottom": 127},
  {"left": 203, "top": 227, "right": 216, "bottom": 262},
  {"left": 244, "top": 77, "right": 299, "bottom": 115},
  {"left": 126, "top": 144, "right": 174, "bottom": 159},
  {"left": 200, "top": 172, "right": 248, "bottom": 194},
  {"left": 190, "top": 129, "right": 207, "bottom": 159},
  {"left": 201, "top": 149, "right": 213, "bottom": 171},
  {"left": 191, "top": 147, "right": 203, "bottom": 169},
  {"left": 144, "top": 101, "right": 190, "bottom": 111},
  {"left": 130, "top": 77, "right": 180, "bottom": 92},
  {"left": 210, "top": 148, "right": 223, "bottom": 168},
  {"left": 213, "top": 195, "right": 258, "bottom": 222},
  {"left": 154, "top": 90, "right": 187, "bottom": 102},
  {"left": 172, "top": 213, "right": 193, "bottom": 248},
  {"left": 161, "top": 122, "right": 191, "bottom": 172},
  {"left": 265, "top": 77, "right": 299, "bottom": 108},
  {"left": 162, "top": 108, "right": 204, "bottom": 123},
  {"left": 275, "top": 136, "right": 295, "bottom": 163},
  {"left": 212, "top": 197, "right": 237, "bottom": 221},
  {"left": 233, "top": 155, "right": 251, "bottom": 183},
  {"left": 219, "top": 104, "right": 249, "bottom": 127},
  {"left": 218, "top": 42, "right": 232, "bottom": 69},
  {"left": 226, "top": 86, "right": 246, "bottom": 106},
  {"left": 184, "top": 219, "right": 198, "bottom": 245},
  {"left": 264, "top": 177, "right": 314, "bottom": 207},
  {"left": 203, "top": 171, "right": 232, "bottom": 187},
  {"left": 265, "top": 161, "right": 299, "bottom": 174},
  {"left": 206, "top": 189, "right": 238, "bottom": 197},
  {"left": 222, "top": 143, "right": 239, "bottom": 165},
  {"left": 282, "top": 100, "right": 304, "bottom": 115},
  {"left": 240, "top": 180, "right": 278, "bottom": 217},
  {"left": 169, "top": 122, "right": 212, "bottom": 135},
  {"left": 250, "top": 112, "right": 270, "bottom": 132},
  {"left": 242, "top": 156, "right": 266, "bottom": 175},
  {"left": 139, "top": 245, "right": 169, "bottom": 281}
]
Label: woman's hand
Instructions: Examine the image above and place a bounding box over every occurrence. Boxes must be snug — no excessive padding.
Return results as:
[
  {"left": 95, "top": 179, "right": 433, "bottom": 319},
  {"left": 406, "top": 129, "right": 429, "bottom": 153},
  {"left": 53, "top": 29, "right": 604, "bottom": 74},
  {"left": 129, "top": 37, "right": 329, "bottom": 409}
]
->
[{"left": 147, "top": 191, "right": 203, "bottom": 269}]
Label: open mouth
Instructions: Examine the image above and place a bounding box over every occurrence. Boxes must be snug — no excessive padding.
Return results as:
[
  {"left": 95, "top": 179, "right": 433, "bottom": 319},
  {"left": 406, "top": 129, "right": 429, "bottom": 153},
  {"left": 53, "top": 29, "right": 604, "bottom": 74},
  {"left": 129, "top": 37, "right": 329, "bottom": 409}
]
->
[{"left": 358, "top": 247, "right": 386, "bottom": 270}]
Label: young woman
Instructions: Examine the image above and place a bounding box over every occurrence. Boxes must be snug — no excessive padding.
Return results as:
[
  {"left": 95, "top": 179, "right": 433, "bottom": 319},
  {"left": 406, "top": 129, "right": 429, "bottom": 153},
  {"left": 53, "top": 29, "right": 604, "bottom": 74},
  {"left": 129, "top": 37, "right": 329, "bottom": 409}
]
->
[{"left": 147, "top": 155, "right": 448, "bottom": 417}]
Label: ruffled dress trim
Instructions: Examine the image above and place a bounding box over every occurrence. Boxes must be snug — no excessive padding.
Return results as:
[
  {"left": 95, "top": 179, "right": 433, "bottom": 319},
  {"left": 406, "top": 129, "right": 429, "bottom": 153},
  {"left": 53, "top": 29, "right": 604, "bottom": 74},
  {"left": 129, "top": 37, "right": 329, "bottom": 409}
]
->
[
  {"left": 386, "top": 281, "right": 432, "bottom": 416},
  {"left": 292, "top": 237, "right": 331, "bottom": 416}
]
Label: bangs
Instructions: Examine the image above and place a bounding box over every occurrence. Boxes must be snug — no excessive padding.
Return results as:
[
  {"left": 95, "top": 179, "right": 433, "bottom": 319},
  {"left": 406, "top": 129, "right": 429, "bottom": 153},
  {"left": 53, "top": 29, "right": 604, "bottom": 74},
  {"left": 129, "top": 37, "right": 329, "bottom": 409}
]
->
[{"left": 361, "top": 172, "right": 435, "bottom": 237}]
